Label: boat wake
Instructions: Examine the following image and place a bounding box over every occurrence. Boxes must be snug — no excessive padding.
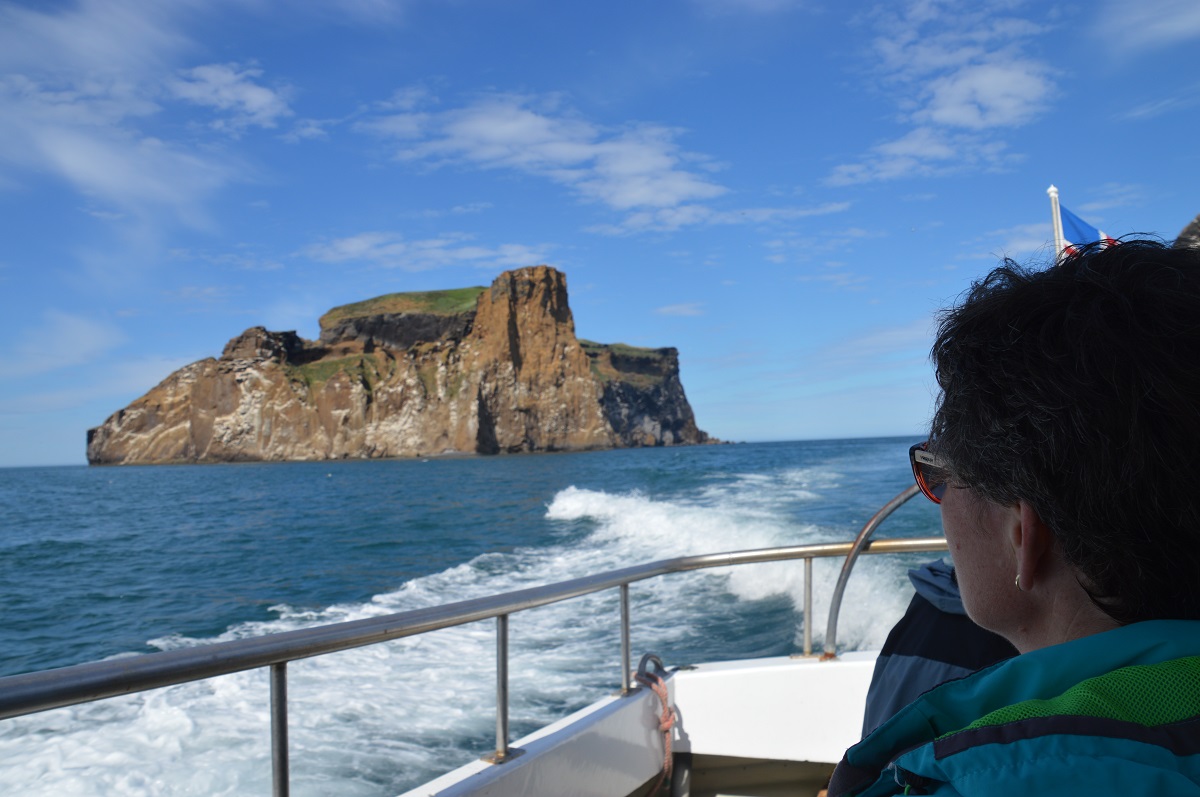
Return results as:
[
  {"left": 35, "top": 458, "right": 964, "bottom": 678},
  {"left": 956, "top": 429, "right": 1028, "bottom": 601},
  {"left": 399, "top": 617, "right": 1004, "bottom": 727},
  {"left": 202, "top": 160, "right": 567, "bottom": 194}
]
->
[{"left": 0, "top": 466, "right": 918, "bottom": 796}]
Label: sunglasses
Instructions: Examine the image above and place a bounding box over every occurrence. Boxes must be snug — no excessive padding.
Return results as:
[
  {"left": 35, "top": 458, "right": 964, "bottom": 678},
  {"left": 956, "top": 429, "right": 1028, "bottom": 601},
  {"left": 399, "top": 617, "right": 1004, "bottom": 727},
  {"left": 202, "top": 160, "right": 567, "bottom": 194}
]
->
[{"left": 909, "top": 441, "right": 950, "bottom": 504}]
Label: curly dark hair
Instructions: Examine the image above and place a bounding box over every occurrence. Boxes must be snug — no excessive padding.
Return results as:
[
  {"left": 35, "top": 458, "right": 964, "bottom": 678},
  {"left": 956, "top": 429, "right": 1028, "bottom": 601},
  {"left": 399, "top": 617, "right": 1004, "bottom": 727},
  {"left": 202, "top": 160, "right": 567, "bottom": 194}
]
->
[{"left": 930, "top": 238, "right": 1200, "bottom": 625}]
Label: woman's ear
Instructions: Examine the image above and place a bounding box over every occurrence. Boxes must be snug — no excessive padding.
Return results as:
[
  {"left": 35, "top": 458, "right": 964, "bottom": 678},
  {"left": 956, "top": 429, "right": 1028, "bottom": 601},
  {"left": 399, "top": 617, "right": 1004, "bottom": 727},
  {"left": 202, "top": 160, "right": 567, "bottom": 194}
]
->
[{"left": 1012, "top": 501, "right": 1055, "bottom": 590}]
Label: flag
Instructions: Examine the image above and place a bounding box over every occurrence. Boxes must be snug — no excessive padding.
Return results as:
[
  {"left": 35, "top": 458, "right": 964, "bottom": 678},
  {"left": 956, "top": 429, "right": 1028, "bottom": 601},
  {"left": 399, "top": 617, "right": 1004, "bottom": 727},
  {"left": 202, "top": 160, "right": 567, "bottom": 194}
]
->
[
  {"left": 1047, "top": 186, "right": 1117, "bottom": 256},
  {"left": 1060, "top": 205, "right": 1116, "bottom": 253}
]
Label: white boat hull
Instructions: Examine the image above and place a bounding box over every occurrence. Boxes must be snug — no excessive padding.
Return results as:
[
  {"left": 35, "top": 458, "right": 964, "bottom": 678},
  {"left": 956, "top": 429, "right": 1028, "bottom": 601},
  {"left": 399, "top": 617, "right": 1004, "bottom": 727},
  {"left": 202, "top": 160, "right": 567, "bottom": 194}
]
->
[{"left": 401, "top": 652, "right": 878, "bottom": 797}]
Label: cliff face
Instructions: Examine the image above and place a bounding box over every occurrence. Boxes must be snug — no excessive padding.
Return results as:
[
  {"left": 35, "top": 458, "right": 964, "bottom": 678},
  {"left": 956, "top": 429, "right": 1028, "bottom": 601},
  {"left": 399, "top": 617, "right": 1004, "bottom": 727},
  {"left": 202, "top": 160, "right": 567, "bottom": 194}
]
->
[{"left": 87, "top": 266, "right": 710, "bottom": 465}]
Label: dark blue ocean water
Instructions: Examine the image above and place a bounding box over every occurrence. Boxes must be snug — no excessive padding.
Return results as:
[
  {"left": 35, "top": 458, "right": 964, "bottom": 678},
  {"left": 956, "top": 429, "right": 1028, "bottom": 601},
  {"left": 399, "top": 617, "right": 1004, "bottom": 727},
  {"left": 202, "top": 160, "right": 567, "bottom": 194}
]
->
[{"left": 0, "top": 438, "right": 942, "bottom": 795}]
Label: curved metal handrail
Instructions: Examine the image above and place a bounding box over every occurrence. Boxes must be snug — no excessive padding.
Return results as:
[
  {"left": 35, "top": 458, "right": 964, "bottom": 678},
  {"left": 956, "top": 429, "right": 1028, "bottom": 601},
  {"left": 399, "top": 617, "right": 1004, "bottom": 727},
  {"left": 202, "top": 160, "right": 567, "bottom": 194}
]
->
[{"left": 822, "top": 484, "right": 922, "bottom": 658}]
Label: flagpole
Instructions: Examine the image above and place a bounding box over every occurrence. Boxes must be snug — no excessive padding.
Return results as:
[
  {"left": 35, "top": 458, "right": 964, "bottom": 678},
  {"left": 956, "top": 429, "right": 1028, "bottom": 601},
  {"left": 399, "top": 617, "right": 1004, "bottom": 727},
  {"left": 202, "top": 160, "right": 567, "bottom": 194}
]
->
[{"left": 1047, "top": 184, "right": 1065, "bottom": 257}]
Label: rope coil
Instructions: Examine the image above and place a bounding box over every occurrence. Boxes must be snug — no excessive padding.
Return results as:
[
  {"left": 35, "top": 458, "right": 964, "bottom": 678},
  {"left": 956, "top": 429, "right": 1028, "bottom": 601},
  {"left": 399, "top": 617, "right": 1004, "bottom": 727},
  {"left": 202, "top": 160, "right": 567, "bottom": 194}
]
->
[{"left": 634, "top": 653, "right": 676, "bottom": 795}]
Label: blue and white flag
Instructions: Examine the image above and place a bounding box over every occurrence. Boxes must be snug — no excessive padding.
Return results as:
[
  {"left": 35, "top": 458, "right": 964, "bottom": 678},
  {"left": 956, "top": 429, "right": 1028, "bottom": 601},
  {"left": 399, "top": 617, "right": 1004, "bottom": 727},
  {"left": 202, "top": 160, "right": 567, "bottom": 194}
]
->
[{"left": 1060, "top": 205, "right": 1115, "bottom": 253}]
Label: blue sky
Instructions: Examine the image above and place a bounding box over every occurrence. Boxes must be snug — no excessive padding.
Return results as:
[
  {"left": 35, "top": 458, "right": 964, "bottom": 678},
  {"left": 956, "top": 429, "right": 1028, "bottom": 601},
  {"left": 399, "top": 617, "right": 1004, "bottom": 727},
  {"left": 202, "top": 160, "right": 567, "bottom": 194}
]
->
[{"left": 1, "top": 0, "right": 1198, "bottom": 467}]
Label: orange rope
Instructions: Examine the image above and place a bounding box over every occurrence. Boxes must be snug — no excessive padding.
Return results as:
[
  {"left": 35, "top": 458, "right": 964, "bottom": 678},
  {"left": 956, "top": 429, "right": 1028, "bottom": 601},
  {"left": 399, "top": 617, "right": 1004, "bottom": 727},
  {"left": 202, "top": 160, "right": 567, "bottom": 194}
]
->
[{"left": 635, "top": 669, "right": 676, "bottom": 795}]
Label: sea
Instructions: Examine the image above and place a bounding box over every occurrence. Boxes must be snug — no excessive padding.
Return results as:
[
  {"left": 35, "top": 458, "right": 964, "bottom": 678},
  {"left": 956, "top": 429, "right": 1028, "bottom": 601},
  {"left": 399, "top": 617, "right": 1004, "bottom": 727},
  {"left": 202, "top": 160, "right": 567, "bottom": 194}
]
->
[{"left": 0, "top": 437, "right": 943, "bottom": 796}]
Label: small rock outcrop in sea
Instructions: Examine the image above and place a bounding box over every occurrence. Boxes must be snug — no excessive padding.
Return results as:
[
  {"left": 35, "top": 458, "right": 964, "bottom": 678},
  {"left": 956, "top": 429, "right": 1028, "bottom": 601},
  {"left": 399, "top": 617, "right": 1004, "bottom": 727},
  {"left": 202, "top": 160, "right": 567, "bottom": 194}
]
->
[{"left": 86, "top": 266, "right": 712, "bottom": 464}]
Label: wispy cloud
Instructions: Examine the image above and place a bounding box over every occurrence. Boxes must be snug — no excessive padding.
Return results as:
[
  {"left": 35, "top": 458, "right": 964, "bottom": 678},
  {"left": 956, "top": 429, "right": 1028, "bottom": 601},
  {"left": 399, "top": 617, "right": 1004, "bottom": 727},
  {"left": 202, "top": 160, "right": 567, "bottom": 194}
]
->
[
  {"left": 169, "top": 63, "right": 293, "bottom": 133},
  {"left": 282, "top": 118, "right": 335, "bottom": 142},
  {"left": 828, "top": 1, "right": 1052, "bottom": 185},
  {"left": 797, "top": 263, "right": 871, "bottom": 291},
  {"left": 169, "top": 248, "right": 285, "bottom": 272},
  {"left": 0, "top": 310, "right": 127, "bottom": 379},
  {"left": 689, "top": 0, "right": 808, "bottom": 15},
  {"left": 301, "top": 231, "right": 550, "bottom": 271},
  {"left": 0, "top": 0, "right": 186, "bottom": 77},
  {"left": 313, "top": 0, "right": 410, "bottom": 26},
  {"left": 589, "top": 201, "right": 850, "bottom": 235},
  {"left": 0, "top": 2, "right": 241, "bottom": 226},
  {"left": 0, "top": 354, "right": 196, "bottom": 415},
  {"left": 362, "top": 93, "right": 726, "bottom": 210},
  {"left": 965, "top": 222, "right": 1054, "bottom": 261},
  {"left": 763, "top": 225, "right": 882, "bottom": 263},
  {"left": 655, "top": 302, "right": 705, "bottom": 316},
  {"left": 1119, "top": 89, "right": 1200, "bottom": 121},
  {"left": 1074, "top": 183, "right": 1143, "bottom": 214},
  {"left": 818, "top": 317, "right": 935, "bottom": 368},
  {"left": 1094, "top": 0, "right": 1200, "bottom": 53},
  {"left": 360, "top": 91, "right": 856, "bottom": 233},
  {"left": 162, "top": 285, "right": 235, "bottom": 304}
]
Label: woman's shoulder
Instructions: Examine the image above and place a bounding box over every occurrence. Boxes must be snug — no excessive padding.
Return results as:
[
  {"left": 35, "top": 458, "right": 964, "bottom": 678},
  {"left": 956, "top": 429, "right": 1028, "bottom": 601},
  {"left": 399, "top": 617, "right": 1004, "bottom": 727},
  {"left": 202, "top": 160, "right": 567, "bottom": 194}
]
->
[
  {"left": 898, "top": 723, "right": 1200, "bottom": 796},
  {"left": 836, "top": 623, "right": 1200, "bottom": 796}
]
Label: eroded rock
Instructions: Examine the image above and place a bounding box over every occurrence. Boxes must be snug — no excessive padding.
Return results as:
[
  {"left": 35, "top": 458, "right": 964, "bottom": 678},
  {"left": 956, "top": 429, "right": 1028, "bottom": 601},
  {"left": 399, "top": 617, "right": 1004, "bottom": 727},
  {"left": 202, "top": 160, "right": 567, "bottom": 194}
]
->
[{"left": 86, "top": 266, "right": 711, "bottom": 464}]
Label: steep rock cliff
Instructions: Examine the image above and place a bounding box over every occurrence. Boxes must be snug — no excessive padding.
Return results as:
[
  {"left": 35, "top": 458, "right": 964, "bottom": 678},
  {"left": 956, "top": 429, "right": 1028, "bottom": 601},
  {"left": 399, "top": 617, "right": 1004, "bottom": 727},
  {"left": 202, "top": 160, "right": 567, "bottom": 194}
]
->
[
  {"left": 582, "top": 342, "right": 706, "bottom": 447},
  {"left": 87, "top": 266, "right": 710, "bottom": 464}
]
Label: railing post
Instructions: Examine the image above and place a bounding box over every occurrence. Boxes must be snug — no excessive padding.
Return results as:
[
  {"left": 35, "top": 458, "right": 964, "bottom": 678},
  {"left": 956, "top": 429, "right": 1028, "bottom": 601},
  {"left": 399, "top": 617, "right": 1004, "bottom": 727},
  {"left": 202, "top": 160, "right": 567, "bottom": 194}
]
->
[
  {"left": 803, "top": 557, "right": 813, "bottom": 656},
  {"left": 495, "top": 614, "right": 510, "bottom": 761},
  {"left": 620, "top": 584, "right": 631, "bottom": 694},
  {"left": 270, "top": 662, "right": 290, "bottom": 797}
]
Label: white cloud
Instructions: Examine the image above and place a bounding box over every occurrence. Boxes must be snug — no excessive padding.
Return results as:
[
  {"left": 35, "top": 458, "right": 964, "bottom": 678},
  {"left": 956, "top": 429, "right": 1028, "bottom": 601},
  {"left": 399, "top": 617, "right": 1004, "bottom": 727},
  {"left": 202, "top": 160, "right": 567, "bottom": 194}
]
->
[
  {"left": 590, "top": 200, "right": 850, "bottom": 235},
  {"left": 0, "top": 0, "right": 186, "bottom": 76},
  {"left": 0, "top": 354, "right": 196, "bottom": 415},
  {"left": 169, "top": 248, "right": 283, "bottom": 271},
  {"left": 451, "top": 202, "right": 492, "bottom": 214},
  {"left": 690, "top": 0, "right": 807, "bottom": 13},
  {"left": 26, "top": 124, "right": 232, "bottom": 226},
  {"left": 829, "top": 1, "right": 1052, "bottom": 185},
  {"left": 1075, "top": 183, "right": 1143, "bottom": 214},
  {"left": 655, "top": 303, "right": 705, "bottom": 316},
  {"left": 1119, "top": 91, "right": 1199, "bottom": 121},
  {"left": 763, "top": 226, "right": 888, "bottom": 271},
  {"left": 170, "top": 63, "right": 292, "bottom": 132},
  {"left": 919, "top": 59, "right": 1051, "bottom": 129},
  {"left": 377, "top": 85, "right": 433, "bottom": 111},
  {"left": 1094, "top": 0, "right": 1200, "bottom": 52},
  {"left": 361, "top": 93, "right": 853, "bottom": 234},
  {"left": 319, "top": 0, "right": 408, "bottom": 25},
  {"left": 0, "top": 310, "right": 127, "bottom": 379},
  {"left": 283, "top": 118, "right": 336, "bottom": 142},
  {"left": 0, "top": 2, "right": 242, "bottom": 226},
  {"left": 965, "top": 222, "right": 1055, "bottom": 261},
  {"left": 361, "top": 93, "right": 727, "bottom": 216},
  {"left": 827, "top": 127, "right": 1013, "bottom": 185},
  {"left": 302, "top": 231, "right": 550, "bottom": 271},
  {"left": 163, "top": 285, "right": 233, "bottom": 303},
  {"left": 818, "top": 317, "right": 935, "bottom": 370},
  {"left": 797, "top": 264, "right": 870, "bottom": 291}
]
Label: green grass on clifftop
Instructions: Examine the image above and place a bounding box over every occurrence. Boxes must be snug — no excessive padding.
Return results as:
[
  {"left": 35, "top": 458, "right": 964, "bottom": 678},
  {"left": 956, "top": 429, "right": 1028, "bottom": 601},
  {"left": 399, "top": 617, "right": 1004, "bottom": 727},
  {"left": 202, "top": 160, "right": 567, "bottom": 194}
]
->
[
  {"left": 580, "top": 340, "right": 668, "bottom": 387},
  {"left": 320, "top": 286, "right": 487, "bottom": 329},
  {"left": 579, "top": 340, "right": 665, "bottom": 359}
]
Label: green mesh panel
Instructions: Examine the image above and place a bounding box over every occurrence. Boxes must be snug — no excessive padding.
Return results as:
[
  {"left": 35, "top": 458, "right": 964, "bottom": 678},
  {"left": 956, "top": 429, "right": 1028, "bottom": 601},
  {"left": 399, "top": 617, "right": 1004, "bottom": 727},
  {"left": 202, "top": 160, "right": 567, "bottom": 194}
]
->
[{"left": 944, "top": 656, "right": 1200, "bottom": 738}]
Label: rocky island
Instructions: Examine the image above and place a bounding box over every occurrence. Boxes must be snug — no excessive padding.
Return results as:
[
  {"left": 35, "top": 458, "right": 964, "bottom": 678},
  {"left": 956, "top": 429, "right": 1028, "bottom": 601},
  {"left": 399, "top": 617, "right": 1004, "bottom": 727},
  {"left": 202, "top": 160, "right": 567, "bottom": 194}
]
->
[{"left": 87, "top": 266, "right": 711, "bottom": 465}]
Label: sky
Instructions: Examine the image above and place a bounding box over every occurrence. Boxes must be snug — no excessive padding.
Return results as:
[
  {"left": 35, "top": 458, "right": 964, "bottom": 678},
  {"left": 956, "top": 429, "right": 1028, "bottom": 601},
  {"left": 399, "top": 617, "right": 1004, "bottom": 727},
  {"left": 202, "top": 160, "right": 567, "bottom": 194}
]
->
[{"left": 1, "top": 0, "right": 1198, "bottom": 467}]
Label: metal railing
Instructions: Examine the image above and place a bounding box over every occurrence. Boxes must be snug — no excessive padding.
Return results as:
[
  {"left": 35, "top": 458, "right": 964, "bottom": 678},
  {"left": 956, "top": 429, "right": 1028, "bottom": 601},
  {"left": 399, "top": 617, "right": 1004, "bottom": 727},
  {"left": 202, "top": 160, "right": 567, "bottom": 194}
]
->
[
  {"left": 823, "top": 484, "right": 922, "bottom": 657},
  {"left": 0, "top": 487, "right": 942, "bottom": 796}
]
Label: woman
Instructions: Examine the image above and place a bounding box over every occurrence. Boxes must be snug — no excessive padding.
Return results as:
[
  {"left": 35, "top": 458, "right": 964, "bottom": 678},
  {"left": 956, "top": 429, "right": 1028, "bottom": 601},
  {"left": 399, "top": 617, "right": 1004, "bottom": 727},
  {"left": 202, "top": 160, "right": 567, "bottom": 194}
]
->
[{"left": 829, "top": 239, "right": 1200, "bottom": 796}]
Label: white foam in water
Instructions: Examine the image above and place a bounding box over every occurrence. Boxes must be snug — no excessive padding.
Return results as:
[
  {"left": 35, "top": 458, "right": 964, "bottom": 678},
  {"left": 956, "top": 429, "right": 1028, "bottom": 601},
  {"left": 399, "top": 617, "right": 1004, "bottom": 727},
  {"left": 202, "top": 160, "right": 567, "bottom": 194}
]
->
[{"left": 0, "top": 468, "right": 915, "bottom": 795}]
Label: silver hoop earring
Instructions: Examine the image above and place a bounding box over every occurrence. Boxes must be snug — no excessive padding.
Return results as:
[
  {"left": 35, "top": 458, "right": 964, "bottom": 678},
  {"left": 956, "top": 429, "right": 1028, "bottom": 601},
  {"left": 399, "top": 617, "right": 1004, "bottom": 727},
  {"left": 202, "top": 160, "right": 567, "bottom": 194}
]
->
[{"left": 1015, "top": 573, "right": 1022, "bottom": 591}]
